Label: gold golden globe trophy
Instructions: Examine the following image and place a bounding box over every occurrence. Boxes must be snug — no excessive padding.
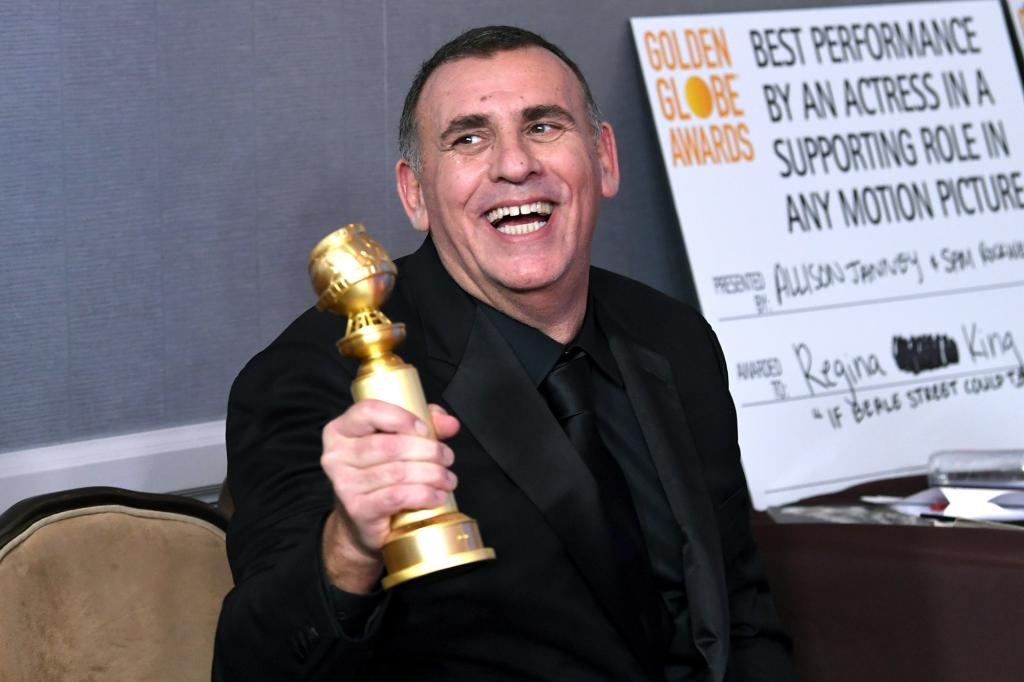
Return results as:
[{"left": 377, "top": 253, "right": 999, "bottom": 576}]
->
[{"left": 309, "top": 224, "right": 495, "bottom": 589}]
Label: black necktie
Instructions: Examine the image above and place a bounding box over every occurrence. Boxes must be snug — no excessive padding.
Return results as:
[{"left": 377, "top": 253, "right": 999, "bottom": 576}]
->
[{"left": 540, "top": 348, "right": 669, "bottom": 657}]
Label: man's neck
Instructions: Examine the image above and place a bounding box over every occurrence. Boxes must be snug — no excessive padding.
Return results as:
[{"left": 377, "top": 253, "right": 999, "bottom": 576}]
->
[
  {"left": 449, "top": 271, "right": 588, "bottom": 344},
  {"left": 497, "top": 291, "right": 587, "bottom": 345}
]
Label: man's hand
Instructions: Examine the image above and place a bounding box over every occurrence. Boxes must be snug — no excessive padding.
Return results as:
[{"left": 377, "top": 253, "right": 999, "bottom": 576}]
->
[{"left": 320, "top": 400, "right": 460, "bottom": 593}]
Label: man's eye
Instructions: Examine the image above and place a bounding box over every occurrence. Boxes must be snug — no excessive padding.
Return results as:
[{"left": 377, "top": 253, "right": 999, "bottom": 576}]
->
[
  {"left": 527, "top": 123, "right": 564, "bottom": 140},
  {"left": 453, "top": 134, "right": 483, "bottom": 146}
]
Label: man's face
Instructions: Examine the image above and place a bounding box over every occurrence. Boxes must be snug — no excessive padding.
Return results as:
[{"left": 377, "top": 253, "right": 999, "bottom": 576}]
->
[{"left": 396, "top": 47, "right": 619, "bottom": 311}]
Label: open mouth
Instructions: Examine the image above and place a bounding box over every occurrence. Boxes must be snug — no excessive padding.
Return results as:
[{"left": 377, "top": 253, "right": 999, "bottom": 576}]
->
[{"left": 485, "top": 201, "right": 553, "bottom": 236}]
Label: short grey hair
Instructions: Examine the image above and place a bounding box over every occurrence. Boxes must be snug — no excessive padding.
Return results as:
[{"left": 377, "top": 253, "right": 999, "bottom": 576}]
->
[{"left": 398, "top": 25, "right": 603, "bottom": 174}]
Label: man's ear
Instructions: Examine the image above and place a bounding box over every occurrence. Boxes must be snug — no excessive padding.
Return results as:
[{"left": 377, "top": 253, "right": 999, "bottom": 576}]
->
[
  {"left": 597, "top": 122, "right": 620, "bottom": 199},
  {"left": 396, "top": 159, "right": 430, "bottom": 232}
]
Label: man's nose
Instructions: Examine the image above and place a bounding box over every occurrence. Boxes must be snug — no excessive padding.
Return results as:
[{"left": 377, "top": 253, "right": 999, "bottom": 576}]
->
[{"left": 488, "top": 133, "right": 540, "bottom": 183}]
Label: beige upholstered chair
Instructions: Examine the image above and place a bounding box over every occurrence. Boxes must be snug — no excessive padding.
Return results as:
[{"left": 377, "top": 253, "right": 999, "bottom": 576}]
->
[{"left": 0, "top": 487, "right": 233, "bottom": 681}]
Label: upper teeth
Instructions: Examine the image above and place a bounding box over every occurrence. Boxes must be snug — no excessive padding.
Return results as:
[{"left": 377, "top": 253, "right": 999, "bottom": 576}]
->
[{"left": 486, "top": 202, "right": 553, "bottom": 225}]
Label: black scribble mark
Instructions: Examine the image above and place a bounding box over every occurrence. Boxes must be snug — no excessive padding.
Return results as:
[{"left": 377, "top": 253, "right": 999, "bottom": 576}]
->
[{"left": 892, "top": 334, "right": 959, "bottom": 374}]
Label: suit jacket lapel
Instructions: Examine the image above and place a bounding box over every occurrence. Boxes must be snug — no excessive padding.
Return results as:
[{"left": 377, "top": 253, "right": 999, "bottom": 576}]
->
[
  {"left": 597, "top": 302, "right": 730, "bottom": 673},
  {"left": 396, "top": 241, "right": 717, "bottom": 670},
  {"left": 443, "top": 306, "right": 661, "bottom": 669},
  {"left": 399, "top": 241, "right": 641, "bottom": 636}
]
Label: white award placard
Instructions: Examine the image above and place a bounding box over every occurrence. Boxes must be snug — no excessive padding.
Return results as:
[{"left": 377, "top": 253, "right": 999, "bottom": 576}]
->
[{"left": 631, "top": 1, "right": 1024, "bottom": 508}]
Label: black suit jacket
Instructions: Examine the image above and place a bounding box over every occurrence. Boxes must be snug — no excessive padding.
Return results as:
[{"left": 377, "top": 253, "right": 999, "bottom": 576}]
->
[{"left": 214, "top": 238, "right": 791, "bottom": 681}]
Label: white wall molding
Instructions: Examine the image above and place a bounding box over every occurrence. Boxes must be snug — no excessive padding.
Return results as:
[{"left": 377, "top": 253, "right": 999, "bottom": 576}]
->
[{"left": 0, "top": 421, "right": 226, "bottom": 511}]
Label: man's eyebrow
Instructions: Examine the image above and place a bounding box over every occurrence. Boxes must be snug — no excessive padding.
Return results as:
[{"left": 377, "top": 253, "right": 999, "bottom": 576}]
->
[
  {"left": 440, "top": 114, "right": 490, "bottom": 141},
  {"left": 522, "top": 104, "right": 576, "bottom": 124}
]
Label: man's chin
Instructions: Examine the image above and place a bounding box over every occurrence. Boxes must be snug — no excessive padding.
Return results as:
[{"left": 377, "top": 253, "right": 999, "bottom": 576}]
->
[
  {"left": 491, "top": 267, "right": 584, "bottom": 300},
  {"left": 492, "top": 269, "right": 562, "bottom": 294}
]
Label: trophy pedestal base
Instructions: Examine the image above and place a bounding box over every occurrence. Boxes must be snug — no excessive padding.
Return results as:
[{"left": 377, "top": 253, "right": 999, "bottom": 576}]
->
[{"left": 381, "top": 512, "right": 496, "bottom": 589}]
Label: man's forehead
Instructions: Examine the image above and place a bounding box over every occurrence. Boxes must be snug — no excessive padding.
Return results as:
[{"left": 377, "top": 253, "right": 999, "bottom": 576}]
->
[{"left": 417, "top": 47, "right": 583, "bottom": 122}]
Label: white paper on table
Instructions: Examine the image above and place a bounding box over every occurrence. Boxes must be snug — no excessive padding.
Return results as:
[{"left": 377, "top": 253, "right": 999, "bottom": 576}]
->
[
  {"left": 863, "top": 487, "right": 1024, "bottom": 521},
  {"left": 942, "top": 487, "right": 1024, "bottom": 521}
]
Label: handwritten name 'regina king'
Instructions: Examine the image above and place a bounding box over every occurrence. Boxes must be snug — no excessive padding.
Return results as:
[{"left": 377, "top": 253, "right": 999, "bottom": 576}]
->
[{"left": 795, "top": 324, "right": 1022, "bottom": 403}]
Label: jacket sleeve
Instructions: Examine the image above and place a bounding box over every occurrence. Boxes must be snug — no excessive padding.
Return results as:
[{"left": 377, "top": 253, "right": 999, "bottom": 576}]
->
[
  {"left": 703, "top": 322, "right": 795, "bottom": 682},
  {"left": 212, "top": 339, "right": 389, "bottom": 681}
]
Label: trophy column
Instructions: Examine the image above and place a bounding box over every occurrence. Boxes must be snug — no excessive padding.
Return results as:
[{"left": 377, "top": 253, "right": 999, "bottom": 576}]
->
[{"left": 309, "top": 224, "right": 495, "bottom": 589}]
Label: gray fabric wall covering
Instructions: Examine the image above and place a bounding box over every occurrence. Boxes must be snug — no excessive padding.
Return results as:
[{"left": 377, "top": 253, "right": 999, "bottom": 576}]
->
[{"left": 0, "top": 0, "right": 918, "bottom": 453}]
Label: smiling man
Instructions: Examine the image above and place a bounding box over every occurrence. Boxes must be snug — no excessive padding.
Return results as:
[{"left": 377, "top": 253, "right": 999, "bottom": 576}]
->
[
  {"left": 215, "top": 26, "right": 792, "bottom": 682},
  {"left": 394, "top": 41, "right": 617, "bottom": 344}
]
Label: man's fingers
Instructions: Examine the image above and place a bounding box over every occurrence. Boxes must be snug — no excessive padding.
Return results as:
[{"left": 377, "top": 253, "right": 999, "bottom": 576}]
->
[
  {"left": 320, "top": 400, "right": 460, "bottom": 552},
  {"left": 347, "top": 484, "right": 452, "bottom": 525},
  {"left": 325, "top": 400, "right": 430, "bottom": 440},
  {"left": 428, "top": 403, "right": 460, "bottom": 440},
  {"left": 340, "top": 461, "right": 457, "bottom": 495},
  {"left": 323, "top": 434, "right": 454, "bottom": 468}
]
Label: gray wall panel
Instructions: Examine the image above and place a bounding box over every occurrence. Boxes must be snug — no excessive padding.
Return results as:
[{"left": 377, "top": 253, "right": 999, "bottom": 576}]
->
[
  {"left": 158, "top": 0, "right": 252, "bottom": 46},
  {"left": 253, "top": 0, "right": 363, "bottom": 41},
  {"left": 61, "top": 1, "right": 164, "bottom": 436},
  {"left": 0, "top": 2, "right": 70, "bottom": 449},
  {"left": 251, "top": 17, "right": 388, "bottom": 344},
  {"left": 0, "top": 0, "right": 948, "bottom": 454},
  {"left": 157, "top": 3, "right": 259, "bottom": 422}
]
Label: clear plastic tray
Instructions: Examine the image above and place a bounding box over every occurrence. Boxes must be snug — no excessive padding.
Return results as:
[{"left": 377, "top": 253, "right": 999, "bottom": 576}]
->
[{"left": 928, "top": 450, "right": 1024, "bottom": 489}]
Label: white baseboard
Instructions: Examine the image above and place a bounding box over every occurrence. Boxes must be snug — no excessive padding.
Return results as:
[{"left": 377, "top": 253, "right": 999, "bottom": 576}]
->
[{"left": 0, "top": 421, "right": 226, "bottom": 512}]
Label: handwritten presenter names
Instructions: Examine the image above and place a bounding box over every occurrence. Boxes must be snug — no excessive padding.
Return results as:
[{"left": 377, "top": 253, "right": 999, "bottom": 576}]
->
[{"left": 714, "top": 237, "right": 1024, "bottom": 317}]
